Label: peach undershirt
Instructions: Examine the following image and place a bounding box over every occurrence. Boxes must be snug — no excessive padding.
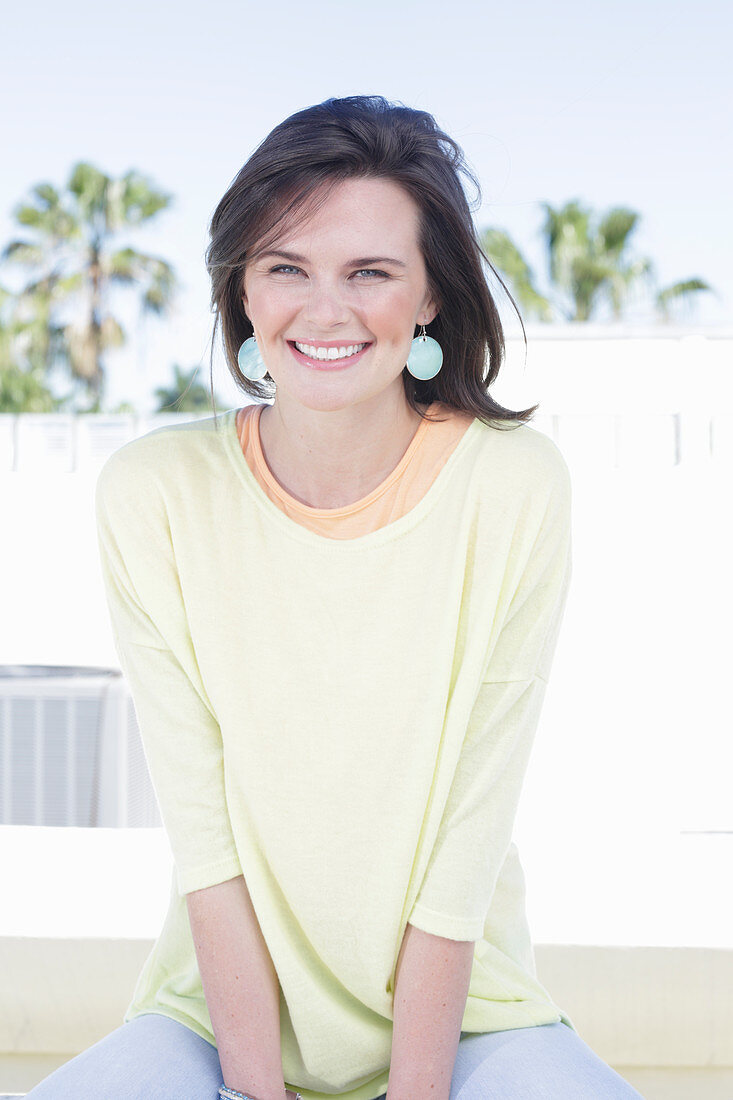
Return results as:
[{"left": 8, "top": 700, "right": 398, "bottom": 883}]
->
[{"left": 235, "top": 401, "right": 476, "bottom": 540}]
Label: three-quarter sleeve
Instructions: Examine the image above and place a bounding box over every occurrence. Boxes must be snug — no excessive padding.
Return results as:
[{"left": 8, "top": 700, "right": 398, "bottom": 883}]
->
[
  {"left": 95, "top": 450, "right": 243, "bottom": 896},
  {"left": 407, "top": 452, "right": 572, "bottom": 941}
]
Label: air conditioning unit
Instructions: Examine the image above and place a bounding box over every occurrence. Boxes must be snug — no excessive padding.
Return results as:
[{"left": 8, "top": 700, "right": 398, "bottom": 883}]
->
[{"left": 0, "top": 665, "right": 161, "bottom": 827}]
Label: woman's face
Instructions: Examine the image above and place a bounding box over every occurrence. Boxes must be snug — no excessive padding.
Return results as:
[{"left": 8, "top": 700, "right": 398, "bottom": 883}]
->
[{"left": 241, "top": 177, "right": 438, "bottom": 414}]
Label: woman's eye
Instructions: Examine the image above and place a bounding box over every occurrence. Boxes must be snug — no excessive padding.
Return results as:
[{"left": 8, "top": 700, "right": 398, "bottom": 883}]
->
[{"left": 268, "top": 266, "right": 388, "bottom": 279}]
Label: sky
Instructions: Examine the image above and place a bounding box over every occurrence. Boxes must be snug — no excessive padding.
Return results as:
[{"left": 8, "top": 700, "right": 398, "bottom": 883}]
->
[{"left": 1, "top": 0, "right": 731, "bottom": 413}]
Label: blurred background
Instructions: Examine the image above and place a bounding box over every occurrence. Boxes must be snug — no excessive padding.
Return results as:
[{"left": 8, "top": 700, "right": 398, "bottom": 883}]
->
[{"left": 0, "top": 1, "right": 731, "bottom": 1097}]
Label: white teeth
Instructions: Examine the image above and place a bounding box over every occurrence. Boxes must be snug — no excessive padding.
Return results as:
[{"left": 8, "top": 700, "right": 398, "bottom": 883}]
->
[{"left": 294, "top": 342, "right": 366, "bottom": 361}]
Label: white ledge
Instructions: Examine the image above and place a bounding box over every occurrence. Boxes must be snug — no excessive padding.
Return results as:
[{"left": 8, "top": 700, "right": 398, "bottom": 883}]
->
[
  {"left": 1, "top": 826, "right": 730, "bottom": 948},
  {"left": 1, "top": 827, "right": 731, "bottom": 1085}
]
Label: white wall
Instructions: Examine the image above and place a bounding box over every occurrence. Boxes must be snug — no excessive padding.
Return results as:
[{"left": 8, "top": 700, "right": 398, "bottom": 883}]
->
[{"left": 2, "top": 333, "right": 731, "bottom": 951}]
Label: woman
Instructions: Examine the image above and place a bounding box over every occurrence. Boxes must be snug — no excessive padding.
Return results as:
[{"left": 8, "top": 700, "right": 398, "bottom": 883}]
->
[{"left": 27, "top": 95, "right": 644, "bottom": 1099}]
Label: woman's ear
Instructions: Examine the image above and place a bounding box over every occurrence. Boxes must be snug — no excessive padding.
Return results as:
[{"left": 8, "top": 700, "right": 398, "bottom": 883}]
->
[{"left": 420, "top": 292, "right": 440, "bottom": 328}]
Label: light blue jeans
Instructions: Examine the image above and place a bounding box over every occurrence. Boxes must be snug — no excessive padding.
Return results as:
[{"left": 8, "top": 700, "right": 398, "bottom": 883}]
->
[{"left": 24, "top": 1012, "right": 645, "bottom": 1098}]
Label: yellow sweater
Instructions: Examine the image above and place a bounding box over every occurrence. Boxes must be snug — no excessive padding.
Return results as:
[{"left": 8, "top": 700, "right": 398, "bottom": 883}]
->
[{"left": 95, "top": 405, "right": 574, "bottom": 1100}]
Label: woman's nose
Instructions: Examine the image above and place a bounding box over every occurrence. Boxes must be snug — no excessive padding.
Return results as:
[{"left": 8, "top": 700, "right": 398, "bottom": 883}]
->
[{"left": 303, "top": 279, "right": 352, "bottom": 329}]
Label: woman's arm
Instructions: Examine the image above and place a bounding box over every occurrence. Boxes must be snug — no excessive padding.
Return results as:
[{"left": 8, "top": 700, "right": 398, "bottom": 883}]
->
[
  {"left": 96, "top": 457, "right": 296, "bottom": 1096},
  {"left": 386, "top": 922, "right": 475, "bottom": 1100},
  {"left": 186, "top": 874, "right": 289, "bottom": 1100}
]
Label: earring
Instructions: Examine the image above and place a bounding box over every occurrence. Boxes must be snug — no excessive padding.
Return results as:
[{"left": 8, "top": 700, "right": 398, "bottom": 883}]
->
[
  {"left": 237, "top": 335, "right": 268, "bottom": 381},
  {"left": 405, "top": 324, "right": 443, "bottom": 380}
]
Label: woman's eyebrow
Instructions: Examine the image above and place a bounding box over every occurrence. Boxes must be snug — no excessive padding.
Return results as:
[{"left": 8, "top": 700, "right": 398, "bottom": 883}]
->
[{"left": 257, "top": 249, "right": 407, "bottom": 268}]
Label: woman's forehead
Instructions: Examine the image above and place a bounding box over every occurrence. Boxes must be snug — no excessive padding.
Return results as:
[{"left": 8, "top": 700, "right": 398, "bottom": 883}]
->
[{"left": 258, "top": 180, "right": 420, "bottom": 253}]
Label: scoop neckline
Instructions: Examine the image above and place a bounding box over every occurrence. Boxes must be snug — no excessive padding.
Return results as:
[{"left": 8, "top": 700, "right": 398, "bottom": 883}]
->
[
  {"left": 250, "top": 401, "right": 436, "bottom": 518},
  {"left": 220, "top": 404, "right": 484, "bottom": 551}
]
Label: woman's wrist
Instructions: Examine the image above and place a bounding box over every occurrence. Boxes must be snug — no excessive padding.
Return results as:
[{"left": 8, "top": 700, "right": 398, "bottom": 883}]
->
[{"left": 218, "top": 1086, "right": 301, "bottom": 1100}]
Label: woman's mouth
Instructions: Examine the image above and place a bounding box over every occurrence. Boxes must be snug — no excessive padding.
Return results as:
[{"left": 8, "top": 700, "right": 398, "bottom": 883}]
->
[{"left": 288, "top": 341, "right": 371, "bottom": 370}]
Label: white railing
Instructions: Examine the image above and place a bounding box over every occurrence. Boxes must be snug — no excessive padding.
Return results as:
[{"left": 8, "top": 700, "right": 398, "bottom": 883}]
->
[
  {"left": 1, "top": 409, "right": 732, "bottom": 472},
  {"left": 533, "top": 412, "right": 732, "bottom": 467},
  {"left": 0, "top": 411, "right": 215, "bottom": 474}
]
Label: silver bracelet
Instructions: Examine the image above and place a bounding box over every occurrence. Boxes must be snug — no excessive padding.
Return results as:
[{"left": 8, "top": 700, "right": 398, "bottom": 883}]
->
[{"left": 218, "top": 1086, "right": 303, "bottom": 1100}]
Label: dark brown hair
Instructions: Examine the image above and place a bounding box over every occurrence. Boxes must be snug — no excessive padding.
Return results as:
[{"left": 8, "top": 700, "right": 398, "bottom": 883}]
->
[{"left": 205, "top": 94, "right": 537, "bottom": 429}]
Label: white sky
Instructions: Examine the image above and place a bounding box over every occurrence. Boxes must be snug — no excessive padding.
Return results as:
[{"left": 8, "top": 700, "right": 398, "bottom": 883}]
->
[{"left": 1, "top": 0, "right": 731, "bottom": 413}]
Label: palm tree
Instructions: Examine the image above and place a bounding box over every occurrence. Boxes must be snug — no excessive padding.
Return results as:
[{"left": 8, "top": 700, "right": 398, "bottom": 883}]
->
[
  {"left": 541, "top": 201, "right": 654, "bottom": 321},
  {"left": 0, "top": 283, "right": 59, "bottom": 412},
  {"left": 153, "top": 363, "right": 225, "bottom": 413},
  {"left": 480, "top": 229, "right": 552, "bottom": 321},
  {"left": 0, "top": 358, "right": 58, "bottom": 412},
  {"left": 655, "top": 279, "right": 713, "bottom": 323},
  {"left": 0, "top": 163, "right": 178, "bottom": 411},
  {"left": 481, "top": 200, "right": 712, "bottom": 323}
]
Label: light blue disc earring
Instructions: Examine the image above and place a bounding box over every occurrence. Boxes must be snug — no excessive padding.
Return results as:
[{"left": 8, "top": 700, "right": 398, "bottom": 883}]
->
[
  {"left": 405, "top": 324, "right": 443, "bottom": 380},
  {"left": 237, "top": 335, "right": 268, "bottom": 381}
]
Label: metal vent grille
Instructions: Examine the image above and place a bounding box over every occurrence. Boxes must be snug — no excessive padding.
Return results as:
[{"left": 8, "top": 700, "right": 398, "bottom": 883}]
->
[{"left": 0, "top": 666, "right": 161, "bottom": 827}]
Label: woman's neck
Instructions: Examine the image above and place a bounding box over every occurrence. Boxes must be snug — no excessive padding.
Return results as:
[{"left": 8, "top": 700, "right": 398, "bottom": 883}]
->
[{"left": 254, "top": 397, "right": 432, "bottom": 510}]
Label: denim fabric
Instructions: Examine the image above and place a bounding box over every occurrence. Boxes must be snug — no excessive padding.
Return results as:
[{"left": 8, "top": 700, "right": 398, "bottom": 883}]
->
[{"left": 24, "top": 1012, "right": 645, "bottom": 1099}]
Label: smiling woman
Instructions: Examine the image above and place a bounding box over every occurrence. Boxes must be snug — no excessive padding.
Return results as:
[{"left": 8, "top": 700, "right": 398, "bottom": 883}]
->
[
  {"left": 205, "top": 98, "right": 535, "bottom": 439},
  {"left": 27, "top": 96, "right": 642, "bottom": 1100},
  {"left": 202, "top": 96, "right": 540, "bottom": 512},
  {"left": 236, "top": 173, "right": 448, "bottom": 506}
]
